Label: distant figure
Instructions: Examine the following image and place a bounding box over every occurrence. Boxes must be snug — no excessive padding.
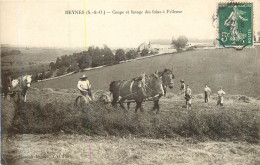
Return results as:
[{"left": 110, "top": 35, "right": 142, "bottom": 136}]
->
[
  {"left": 180, "top": 80, "right": 186, "bottom": 94},
  {"left": 185, "top": 85, "right": 192, "bottom": 109},
  {"left": 217, "top": 87, "right": 226, "bottom": 106},
  {"left": 77, "top": 74, "right": 92, "bottom": 101},
  {"left": 204, "top": 84, "right": 211, "bottom": 103}
]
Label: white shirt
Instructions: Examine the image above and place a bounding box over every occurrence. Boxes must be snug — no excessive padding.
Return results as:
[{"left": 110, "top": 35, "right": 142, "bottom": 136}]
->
[
  {"left": 77, "top": 80, "right": 91, "bottom": 91},
  {"left": 204, "top": 87, "right": 211, "bottom": 93},
  {"left": 217, "top": 89, "right": 225, "bottom": 97},
  {"left": 186, "top": 88, "right": 192, "bottom": 96}
]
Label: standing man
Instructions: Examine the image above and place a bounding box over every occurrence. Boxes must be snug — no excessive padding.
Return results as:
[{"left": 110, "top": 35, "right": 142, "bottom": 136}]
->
[
  {"left": 180, "top": 80, "right": 186, "bottom": 105},
  {"left": 186, "top": 85, "right": 192, "bottom": 109},
  {"left": 217, "top": 87, "right": 226, "bottom": 106},
  {"left": 180, "top": 80, "right": 186, "bottom": 94},
  {"left": 77, "top": 74, "right": 92, "bottom": 101},
  {"left": 204, "top": 84, "right": 211, "bottom": 103}
]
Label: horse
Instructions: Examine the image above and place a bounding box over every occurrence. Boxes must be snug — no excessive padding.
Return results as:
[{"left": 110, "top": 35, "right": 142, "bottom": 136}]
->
[
  {"left": 109, "top": 71, "right": 165, "bottom": 112},
  {"left": 10, "top": 75, "right": 32, "bottom": 102},
  {"left": 126, "top": 68, "right": 175, "bottom": 113}
]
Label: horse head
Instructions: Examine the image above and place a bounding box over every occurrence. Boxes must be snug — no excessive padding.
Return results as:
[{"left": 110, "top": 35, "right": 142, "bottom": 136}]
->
[
  {"left": 145, "top": 71, "right": 164, "bottom": 97},
  {"left": 161, "top": 68, "right": 174, "bottom": 89}
]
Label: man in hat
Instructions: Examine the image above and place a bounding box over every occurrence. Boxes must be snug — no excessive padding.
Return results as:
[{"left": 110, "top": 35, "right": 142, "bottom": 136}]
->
[
  {"left": 217, "top": 87, "right": 225, "bottom": 106},
  {"left": 77, "top": 74, "right": 92, "bottom": 101},
  {"left": 204, "top": 84, "right": 211, "bottom": 103}
]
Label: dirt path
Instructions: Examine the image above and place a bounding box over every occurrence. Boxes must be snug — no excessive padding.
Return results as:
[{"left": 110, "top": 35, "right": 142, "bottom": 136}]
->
[{"left": 2, "top": 134, "right": 260, "bottom": 165}]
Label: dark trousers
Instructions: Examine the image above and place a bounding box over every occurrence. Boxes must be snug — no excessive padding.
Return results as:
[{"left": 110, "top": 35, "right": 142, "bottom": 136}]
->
[{"left": 205, "top": 92, "right": 209, "bottom": 103}]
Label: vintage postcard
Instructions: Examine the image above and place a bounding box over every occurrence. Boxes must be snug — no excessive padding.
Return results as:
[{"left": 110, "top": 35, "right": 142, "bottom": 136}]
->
[{"left": 1, "top": 0, "right": 260, "bottom": 164}]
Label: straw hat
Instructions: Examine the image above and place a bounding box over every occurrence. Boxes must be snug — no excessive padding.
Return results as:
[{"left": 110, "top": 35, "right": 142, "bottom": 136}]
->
[{"left": 79, "top": 74, "right": 88, "bottom": 79}]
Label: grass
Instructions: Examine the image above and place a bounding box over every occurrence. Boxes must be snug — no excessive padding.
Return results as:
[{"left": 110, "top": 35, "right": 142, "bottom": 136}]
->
[
  {"left": 2, "top": 134, "right": 260, "bottom": 165},
  {"left": 33, "top": 46, "right": 260, "bottom": 97},
  {"left": 4, "top": 88, "right": 259, "bottom": 143}
]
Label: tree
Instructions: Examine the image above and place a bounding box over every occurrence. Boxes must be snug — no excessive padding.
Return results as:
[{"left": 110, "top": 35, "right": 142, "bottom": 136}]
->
[
  {"left": 57, "top": 66, "right": 66, "bottom": 76},
  {"left": 140, "top": 48, "right": 149, "bottom": 57},
  {"left": 115, "top": 49, "right": 126, "bottom": 62},
  {"left": 60, "top": 55, "right": 70, "bottom": 67},
  {"left": 126, "top": 50, "right": 137, "bottom": 59},
  {"left": 68, "top": 61, "right": 79, "bottom": 72},
  {"left": 103, "top": 47, "right": 115, "bottom": 65},
  {"left": 92, "top": 47, "right": 103, "bottom": 67},
  {"left": 45, "top": 70, "right": 54, "bottom": 78},
  {"left": 49, "top": 62, "right": 55, "bottom": 70},
  {"left": 55, "top": 57, "right": 62, "bottom": 69},
  {"left": 173, "top": 36, "right": 188, "bottom": 52}
]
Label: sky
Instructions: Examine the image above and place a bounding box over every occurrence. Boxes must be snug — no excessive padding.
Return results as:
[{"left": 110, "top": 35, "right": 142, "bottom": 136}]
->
[{"left": 1, "top": 0, "right": 260, "bottom": 48}]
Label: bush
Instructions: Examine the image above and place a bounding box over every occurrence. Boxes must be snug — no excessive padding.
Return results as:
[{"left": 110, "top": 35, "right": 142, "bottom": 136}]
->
[
  {"left": 126, "top": 50, "right": 137, "bottom": 59},
  {"left": 115, "top": 49, "right": 126, "bottom": 62},
  {"left": 141, "top": 49, "right": 149, "bottom": 57},
  {"left": 45, "top": 70, "right": 54, "bottom": 79}
]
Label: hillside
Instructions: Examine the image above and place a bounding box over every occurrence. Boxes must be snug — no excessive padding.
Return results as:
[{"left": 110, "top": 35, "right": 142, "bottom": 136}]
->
[
  {"left": 1, "top": 46, "right": 84, "bottom": 63},
  {"left": 33, "top": 46, "right": 260, "bottom": 97}
]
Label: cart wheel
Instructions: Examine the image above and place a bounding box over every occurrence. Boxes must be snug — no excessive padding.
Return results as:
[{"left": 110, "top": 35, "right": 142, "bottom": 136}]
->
[{"left": 75, "top": 95, "right": 89, "bottom": 110}]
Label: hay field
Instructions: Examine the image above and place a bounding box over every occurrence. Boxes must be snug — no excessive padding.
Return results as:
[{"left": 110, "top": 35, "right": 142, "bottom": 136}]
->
[
  {"left": 33, "top": 46, "right": 260, "bottom": 97},
  {"left": 2, "top": 134, "right": 260, "bottom": 165},
  {"left": 2, "top": 88, "right": 260, "bottom": 164}
]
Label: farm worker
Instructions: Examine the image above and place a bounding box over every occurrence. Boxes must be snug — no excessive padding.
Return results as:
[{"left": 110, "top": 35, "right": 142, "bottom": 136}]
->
[
  {"left": 180, "top": 80, "right": 186, "bottom": 94},
  {"left": 185, "top": 85, "right": 192, "bottom": 109},
  {"left": 180, "top": 80, "right": 186, "bottom": 104},
  {"left": 77, "top": 74, "right": 92, "bottom": 101},
  {"left": 217, "top": 87, "right": 226, "bottom": 106},
  {"left": 204, "top": 84, "right": 211, "bottom": 103}
]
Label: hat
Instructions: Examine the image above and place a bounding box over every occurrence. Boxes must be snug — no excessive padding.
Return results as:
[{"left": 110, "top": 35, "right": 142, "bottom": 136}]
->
[
  {"left": 79, "top": 74, "right": 88, "bottom": 79},
  {"left": 180, "top": 80, "right": 184, "bottom": 82}
]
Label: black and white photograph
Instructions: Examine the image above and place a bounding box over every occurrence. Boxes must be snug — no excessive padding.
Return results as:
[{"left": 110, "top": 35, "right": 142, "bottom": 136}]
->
[{"left": 1, "top": 0, "right": 260, "bottom": 164}]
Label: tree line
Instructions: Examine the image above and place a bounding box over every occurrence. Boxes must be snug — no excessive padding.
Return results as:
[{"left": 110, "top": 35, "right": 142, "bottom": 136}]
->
[{"left": 37, "top": 36, "right": 189, "bottom": 81}]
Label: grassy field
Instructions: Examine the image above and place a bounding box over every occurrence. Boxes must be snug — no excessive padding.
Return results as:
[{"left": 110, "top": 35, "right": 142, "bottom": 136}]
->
[
  {"left": 2, "top": 134, "right": 260, "bottom": 165},
  {"left": 2, "top": 46, "right": 260, "bottom": 164},
  {"left": 2, "top": 86, "right": 259, "bottom": 164},
  {"left": 33, "top": 46, "right": 260, "bottom": 97}
]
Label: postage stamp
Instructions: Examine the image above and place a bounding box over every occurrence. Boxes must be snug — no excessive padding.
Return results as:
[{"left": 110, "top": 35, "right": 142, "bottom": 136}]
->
[{"left": 218, "top": 2, "right": 253, "bottom": 47}]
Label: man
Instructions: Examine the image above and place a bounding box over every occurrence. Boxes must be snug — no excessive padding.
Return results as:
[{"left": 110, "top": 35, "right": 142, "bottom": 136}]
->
[
  {"left": 217, "top": 87, "right": 226, "bottom": 106},
  {"left": 77, "top": 74, "right": 92, "bottom": 101},
  {"left": 186, "top": 85, "right": 192, "bottom": 109},
  {"left": 180, "top": 80, "right": 186, "bottom": 94},
  {"left": 204, "top": 84, "right": 211, "bottom": 103}
]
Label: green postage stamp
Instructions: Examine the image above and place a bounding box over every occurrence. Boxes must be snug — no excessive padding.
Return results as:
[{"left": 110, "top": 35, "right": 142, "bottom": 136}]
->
[{"left": 218, "top": 2, "right": 253, "bottom": 47}]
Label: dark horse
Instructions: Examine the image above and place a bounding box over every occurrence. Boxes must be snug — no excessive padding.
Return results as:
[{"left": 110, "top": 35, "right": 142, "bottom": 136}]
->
[
  {"left": 109, "top": 71, "right": 164, "bottom": 112},
  {"left": 127, "top": 68, "right": 174, "bottom": 113}
]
